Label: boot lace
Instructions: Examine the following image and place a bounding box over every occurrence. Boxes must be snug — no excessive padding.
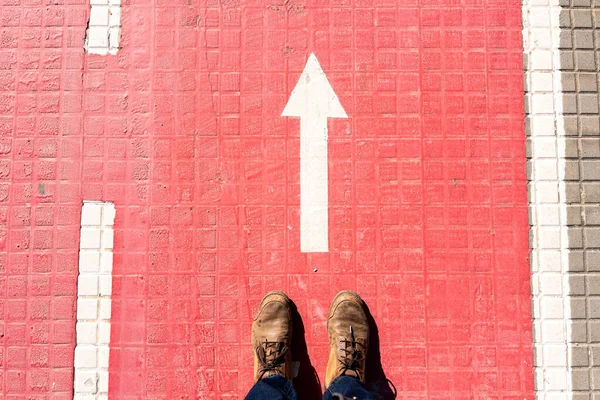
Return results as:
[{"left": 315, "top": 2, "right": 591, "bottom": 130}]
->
[
  {"left": 338, "top": 326, "right": 366, "bottom": 380},
  {"left": 256, "top": 339, "right": 288, "bottom": 380}
]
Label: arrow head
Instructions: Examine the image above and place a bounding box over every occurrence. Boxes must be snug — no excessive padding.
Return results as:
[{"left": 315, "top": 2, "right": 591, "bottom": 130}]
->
[{"left": 282, "top": 53, "right": 348, "bottom": 118}]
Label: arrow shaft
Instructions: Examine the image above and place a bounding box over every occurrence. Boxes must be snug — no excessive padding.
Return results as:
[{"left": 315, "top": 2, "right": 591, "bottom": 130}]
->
[{"left": 300, "top": 115, "right": 328, "bottom": 253}]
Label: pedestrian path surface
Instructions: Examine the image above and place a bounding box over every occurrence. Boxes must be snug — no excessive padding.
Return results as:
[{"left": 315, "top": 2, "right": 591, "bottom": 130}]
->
[{"left": 0, "top": 0, "right": 533, "bottom": 398}]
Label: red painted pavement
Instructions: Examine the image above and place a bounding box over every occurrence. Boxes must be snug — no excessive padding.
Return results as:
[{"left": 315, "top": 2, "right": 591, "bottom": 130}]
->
[{"left": 0, "top": 0, "right": 532, "bottom": 398}]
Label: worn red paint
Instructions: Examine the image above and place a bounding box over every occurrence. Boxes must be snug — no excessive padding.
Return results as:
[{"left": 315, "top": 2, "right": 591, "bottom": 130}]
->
[{"left": 0, "top": 0, "right": 532, "bottom": 398}]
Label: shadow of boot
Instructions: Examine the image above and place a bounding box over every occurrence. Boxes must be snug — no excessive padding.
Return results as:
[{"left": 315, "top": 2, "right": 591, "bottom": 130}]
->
[
  {"left": 363, "top": 302, "right": 397, "bottom": 400},
  {"left": 289, "top": 300, "right": 323, "bottom": 399}
]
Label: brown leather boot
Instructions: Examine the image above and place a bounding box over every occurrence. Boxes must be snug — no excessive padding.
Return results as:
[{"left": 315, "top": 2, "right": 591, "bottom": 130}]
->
[
  {"left": 251, "top": 291, "right": 293, "bottom": 383},
  {"left": 325, "top": 290, "right": 370, "bottom": 388}
]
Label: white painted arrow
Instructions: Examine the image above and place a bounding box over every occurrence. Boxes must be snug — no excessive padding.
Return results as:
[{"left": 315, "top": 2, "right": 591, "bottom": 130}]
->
[{"left": 282, "top": 53, "right": 348, "bottom": 253}]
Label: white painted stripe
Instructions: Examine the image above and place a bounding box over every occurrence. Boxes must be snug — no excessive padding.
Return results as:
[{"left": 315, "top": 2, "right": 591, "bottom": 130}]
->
[
  {"left": 84, "top": 0, "right": 121, "bottom": 55},
  {"left": 523, "top": 0, "right": 573, "bottom": 398},
  {"left": 74, "top": 201, "right": 115, "bottom": 400},
  {"left": 282, "top": 53, "right": 347, "bottom": 252},
  {"left": 298, "top": 114, "right": 329, "bottom": 252}
]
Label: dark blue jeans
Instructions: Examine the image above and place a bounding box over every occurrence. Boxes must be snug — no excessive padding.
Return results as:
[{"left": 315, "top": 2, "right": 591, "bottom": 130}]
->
[{"left": 245, "top": 375, "right": 374, "bottom": 400}]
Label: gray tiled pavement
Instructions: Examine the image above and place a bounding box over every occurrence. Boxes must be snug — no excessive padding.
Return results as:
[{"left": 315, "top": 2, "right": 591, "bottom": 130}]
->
[{"left": 560, "top": 0, "right": 600, "bottom": 396}]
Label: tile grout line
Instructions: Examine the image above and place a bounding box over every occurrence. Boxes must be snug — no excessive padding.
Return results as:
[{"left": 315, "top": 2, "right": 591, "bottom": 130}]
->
[{"left": 73, "top": 201, "right": 116, "bottom": 400}]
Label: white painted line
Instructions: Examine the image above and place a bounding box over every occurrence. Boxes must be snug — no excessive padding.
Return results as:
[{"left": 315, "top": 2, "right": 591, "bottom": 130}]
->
[
  {"left": 523, "top": 1, "right": 573, "bottom": 397},
  {"left": 282, "top": 53, "right": 348, "bottom": 253},
  {"left": 84, "top": 0, "right": 121, "bottom": 55},
  {"left": 74, "top": 201, "right": 115, "bottom": 400}
]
